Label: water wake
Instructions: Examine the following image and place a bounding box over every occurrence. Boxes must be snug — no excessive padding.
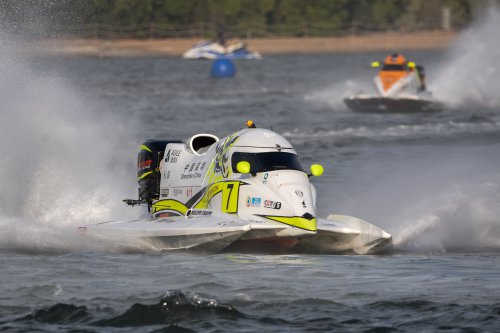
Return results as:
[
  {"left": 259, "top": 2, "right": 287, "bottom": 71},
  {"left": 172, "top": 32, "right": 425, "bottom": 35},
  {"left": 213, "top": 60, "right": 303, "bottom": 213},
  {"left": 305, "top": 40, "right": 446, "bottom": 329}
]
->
[
  {"left": 304, "top": 78, "right": 372, "bottom": 110},
  {"left": 308, "top": 6, "right": 500, "bottom": 111},
  {"left": 432, "top": 6, "right": 500, "bottom": 108},
  {"left": 284, "top": 116, "right": 500, "bottom": 144},
  {"left": 394, "top": 178, "right": 500, "bottom": 252},
  {"left": 0, "top": 33, "right": 141, "bottom": 253}
]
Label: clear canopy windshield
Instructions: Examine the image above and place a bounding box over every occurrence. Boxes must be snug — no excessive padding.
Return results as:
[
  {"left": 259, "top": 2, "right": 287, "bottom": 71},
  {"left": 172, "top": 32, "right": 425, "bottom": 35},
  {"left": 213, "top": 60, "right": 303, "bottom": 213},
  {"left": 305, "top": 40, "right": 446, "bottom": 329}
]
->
[
  {"left": 231, "top": 152, "right": 305, "bottom": 174},
  {"left": 381, "top": 64, "right": 406, "bottom": 71}
]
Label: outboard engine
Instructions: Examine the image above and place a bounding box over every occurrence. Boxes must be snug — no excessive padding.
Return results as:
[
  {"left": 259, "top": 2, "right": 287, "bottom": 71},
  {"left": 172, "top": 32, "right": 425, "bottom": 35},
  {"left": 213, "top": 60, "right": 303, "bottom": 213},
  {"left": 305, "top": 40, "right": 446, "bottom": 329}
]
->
[{"left": 137, "top": 140, "right": 182, "bottom": 205}]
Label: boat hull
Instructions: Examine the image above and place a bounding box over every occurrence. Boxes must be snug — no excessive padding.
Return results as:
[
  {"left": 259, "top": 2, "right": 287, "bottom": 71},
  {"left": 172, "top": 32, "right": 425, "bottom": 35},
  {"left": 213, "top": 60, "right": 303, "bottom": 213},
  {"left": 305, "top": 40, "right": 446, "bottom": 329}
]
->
[
  {"left": 182, "top": 41, "right": 262, "bottom": 60},
  {"left": 344, "top": 96, "right": 443, "bottom": 113},
  {"left": 79, "top": 214, "right": 392, "bottom": 255}
]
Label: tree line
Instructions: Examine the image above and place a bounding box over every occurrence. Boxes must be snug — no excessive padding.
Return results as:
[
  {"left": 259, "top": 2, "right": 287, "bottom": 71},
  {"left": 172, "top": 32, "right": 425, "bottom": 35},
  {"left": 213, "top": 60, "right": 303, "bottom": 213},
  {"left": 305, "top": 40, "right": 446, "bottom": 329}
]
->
[{"left": 0, "top": 0, "right": 494, "bottom": 39}]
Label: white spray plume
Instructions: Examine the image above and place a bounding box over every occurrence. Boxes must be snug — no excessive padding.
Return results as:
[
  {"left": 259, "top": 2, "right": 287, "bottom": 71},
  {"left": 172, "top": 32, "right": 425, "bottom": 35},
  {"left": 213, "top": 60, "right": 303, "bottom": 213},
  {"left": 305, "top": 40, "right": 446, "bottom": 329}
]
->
[
  {"left": 326, "top": 143, "right": 500, "bottom": 254},
  {"left": 432, "top": 6, "right": 500, "bottom": 108},
  {"left": 0, "top": 33, "right": 142, "bottom": 253},
  {"left": 393, "top": 178, "right": 500, "bottom": 253},
  {"left": 305, "top": 79, "right": 373, "bottom": 110}
]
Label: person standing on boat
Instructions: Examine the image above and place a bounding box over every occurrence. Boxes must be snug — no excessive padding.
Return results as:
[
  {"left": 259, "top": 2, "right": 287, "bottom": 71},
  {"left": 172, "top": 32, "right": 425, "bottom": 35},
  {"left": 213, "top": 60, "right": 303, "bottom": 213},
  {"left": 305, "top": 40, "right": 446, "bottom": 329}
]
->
[{"left": 216, "top": 25, "right": 226, "bottom": 47}]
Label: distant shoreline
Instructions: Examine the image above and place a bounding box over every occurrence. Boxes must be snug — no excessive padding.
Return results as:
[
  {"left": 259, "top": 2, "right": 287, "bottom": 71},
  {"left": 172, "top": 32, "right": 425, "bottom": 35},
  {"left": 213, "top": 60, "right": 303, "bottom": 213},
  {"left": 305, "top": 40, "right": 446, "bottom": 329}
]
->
[{"left": 25, "top": 31, "right": 457, "bottom": 57}]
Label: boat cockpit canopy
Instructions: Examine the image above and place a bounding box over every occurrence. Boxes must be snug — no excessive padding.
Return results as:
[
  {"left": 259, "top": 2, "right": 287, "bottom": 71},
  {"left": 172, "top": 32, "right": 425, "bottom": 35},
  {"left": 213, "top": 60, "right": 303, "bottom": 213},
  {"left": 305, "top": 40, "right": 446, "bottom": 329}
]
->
[
  {"left": 189, "top": 134, "right": 219, "bottom": 155},
  {"left": 231, "top": 151, "right": 304, "bottom": 174},
  {"left": 381, "top": 64, "right": 406, "bottom": 71}
]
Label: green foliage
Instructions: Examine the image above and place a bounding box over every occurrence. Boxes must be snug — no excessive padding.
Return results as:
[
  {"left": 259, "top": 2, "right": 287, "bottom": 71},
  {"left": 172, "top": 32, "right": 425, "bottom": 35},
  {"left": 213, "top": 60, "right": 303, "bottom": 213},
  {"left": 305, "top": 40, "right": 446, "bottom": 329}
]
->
[{"left": 0, "top": 0, "right": 492, "bottom": 38}]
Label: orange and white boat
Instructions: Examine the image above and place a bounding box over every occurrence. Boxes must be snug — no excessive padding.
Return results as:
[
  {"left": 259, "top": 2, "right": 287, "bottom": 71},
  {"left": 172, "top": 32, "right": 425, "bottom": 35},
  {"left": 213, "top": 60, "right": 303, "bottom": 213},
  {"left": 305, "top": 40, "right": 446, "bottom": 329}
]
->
[{"left": 344, "top": 53, "right": 442, "bottom": 113}]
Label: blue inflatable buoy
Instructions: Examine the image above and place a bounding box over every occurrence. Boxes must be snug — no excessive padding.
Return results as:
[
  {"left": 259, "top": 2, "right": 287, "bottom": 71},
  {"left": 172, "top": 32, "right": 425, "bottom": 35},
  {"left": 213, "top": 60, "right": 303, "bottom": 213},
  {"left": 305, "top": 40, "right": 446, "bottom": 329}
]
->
[{"left": 210, "top": 58, "right": 236, "bottom": 78}]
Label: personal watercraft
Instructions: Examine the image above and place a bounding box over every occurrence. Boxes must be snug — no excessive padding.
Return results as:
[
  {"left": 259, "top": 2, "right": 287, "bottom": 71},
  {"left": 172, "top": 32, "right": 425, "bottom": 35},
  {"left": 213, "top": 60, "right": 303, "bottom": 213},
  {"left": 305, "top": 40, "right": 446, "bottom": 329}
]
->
[
  {"left": 182, "top": 40, "right": 262, "bottom": 60},
  {"left": 79, "top": 122, "right": 391, "bottom": 254},
  {"left": 344, "top": 53, "right": 443, "bottom": 113}
]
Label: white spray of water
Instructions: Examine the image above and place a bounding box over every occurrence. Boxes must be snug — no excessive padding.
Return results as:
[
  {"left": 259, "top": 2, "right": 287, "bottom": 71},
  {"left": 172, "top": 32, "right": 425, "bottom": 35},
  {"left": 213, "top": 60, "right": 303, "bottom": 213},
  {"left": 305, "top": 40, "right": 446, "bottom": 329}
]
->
[
  {"left": 382, "top": 7, "right": 500, "bottom": 252},
  {"left": 0, "top": 33, "right": 143, "bottom": 253},
  {"left": 283, "top": 118, "right": 500, "bottom": 143},
  {"left": 338, "top": 147, "right": 500, "bottom": 254},
  {"left": 304, "top": 78, "right": 373, "bottom": 110},
  {"left": 308, "top": 6, "right": 500, "bottom": 110},
  {"left": 432, "top": 6, "right": 500, "bottom": 108},
  {"left": 393, "top": 178, "right": 500, "bottom": 252}
]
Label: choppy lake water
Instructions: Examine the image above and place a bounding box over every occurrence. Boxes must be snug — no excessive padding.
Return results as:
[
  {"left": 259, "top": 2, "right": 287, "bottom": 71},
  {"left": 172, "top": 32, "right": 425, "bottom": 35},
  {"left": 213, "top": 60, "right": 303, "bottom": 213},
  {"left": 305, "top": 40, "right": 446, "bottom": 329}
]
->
[{"left": 1, "top": 43, "right": 500, "bottom": 332}]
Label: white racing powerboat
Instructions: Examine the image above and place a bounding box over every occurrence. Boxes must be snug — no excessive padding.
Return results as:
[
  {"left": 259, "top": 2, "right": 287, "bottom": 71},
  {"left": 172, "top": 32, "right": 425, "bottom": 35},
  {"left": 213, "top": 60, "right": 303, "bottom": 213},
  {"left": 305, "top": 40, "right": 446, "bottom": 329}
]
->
[
  {"left": 79, "top": 122, "right": 391, "bottom": 254},
  {"left": 182, "top": 40, "right": 262, "bottom": 60},
  {"left": 344, "top": 53, "right": 443, "bottom": 113}
]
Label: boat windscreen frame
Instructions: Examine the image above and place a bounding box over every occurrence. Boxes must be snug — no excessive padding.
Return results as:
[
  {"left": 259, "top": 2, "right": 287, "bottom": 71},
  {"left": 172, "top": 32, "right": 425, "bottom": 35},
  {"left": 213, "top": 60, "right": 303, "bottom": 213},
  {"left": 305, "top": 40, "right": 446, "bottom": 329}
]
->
[
  {"left": 231, "top": 151, "right": 305, "bottom": 174},
  {"left": 381, "top": 64, "right": 407, "bottom": 71}
]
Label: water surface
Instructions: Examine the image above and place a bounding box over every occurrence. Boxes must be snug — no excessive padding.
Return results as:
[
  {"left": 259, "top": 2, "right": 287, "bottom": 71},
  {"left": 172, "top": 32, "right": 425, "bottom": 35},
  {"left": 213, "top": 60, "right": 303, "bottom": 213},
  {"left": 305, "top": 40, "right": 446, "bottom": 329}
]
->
[{"left": 0, "top": 51, "right": 499, "bottom": 332}]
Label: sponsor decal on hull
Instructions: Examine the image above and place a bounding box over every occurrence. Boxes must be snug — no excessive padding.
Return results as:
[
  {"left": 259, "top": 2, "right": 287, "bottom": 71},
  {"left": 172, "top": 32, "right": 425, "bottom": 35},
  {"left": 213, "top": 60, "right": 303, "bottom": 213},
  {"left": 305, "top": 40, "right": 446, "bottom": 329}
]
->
[
  {"left": 264, "top": 200, "right": 281, "bottom": 209},
  {"left": 165, "top": 149, "right": 181, "bottom": 163},
  {"left": 246, "top": 196, "right": 261, "bottom": 207},
  {"left": 263, "top": 172, "right": 269, "bottom": 184},
  {"left": 138, "top": 159, "right": 152, "bottom": 171},
  {"left": 153, "top": 181, "right": 247, "bottom": 217},
  {"left": 180, "top": 172, "right": 202, "bottom": 180}
]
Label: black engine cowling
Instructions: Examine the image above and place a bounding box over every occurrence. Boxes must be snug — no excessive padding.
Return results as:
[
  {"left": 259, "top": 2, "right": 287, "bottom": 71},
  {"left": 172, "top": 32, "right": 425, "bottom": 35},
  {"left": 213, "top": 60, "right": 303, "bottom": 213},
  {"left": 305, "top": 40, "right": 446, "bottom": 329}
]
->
[{"left": 137, "top": 139, "right": 182, "bottom": 204}]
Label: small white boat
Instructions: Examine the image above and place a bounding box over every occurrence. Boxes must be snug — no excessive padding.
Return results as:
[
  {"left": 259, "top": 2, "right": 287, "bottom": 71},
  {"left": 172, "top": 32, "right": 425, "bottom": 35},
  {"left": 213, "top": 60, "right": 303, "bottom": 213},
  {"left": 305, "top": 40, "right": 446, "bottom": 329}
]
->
[{"left": 182, "top": 40, "right": 262, "bottom": 60}]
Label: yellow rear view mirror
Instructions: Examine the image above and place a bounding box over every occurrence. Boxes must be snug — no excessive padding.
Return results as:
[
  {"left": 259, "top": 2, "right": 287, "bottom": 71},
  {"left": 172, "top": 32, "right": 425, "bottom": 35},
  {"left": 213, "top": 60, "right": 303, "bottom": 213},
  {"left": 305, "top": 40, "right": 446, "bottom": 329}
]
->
[
  {"left": 408, "top": 61, "right": 416, "bottom": 68},
  {"left": 371, "top": 61, "right": 380, "bottom": 68},
  {"left": 236, "top": 161, "right": 251, "bottom": 174},
  {"left": 310, "top": 164, "right": 324, "bottom": 177}
]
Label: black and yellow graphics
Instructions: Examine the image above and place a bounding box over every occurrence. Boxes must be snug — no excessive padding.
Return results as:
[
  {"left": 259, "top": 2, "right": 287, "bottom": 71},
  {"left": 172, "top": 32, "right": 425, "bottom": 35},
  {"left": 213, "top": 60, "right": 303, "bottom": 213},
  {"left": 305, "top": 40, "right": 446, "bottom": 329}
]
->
[
  {"left": 152, "top": 199, "right": 189, "bottom": 216},
  {"left": 210, "top": 133, "right": 240, "bottom": 183},
  {"left": 262, "top": 215, "right": 317, "bottom": 232},
  {"left": 221, "top": 182, "right": 240, "bottom": 213},
  {"left": 152, "top": 181, "right": 247, "bottom": 216},
  {"left": 137, "top": 139, "right": 182, "bottom": 204}
]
